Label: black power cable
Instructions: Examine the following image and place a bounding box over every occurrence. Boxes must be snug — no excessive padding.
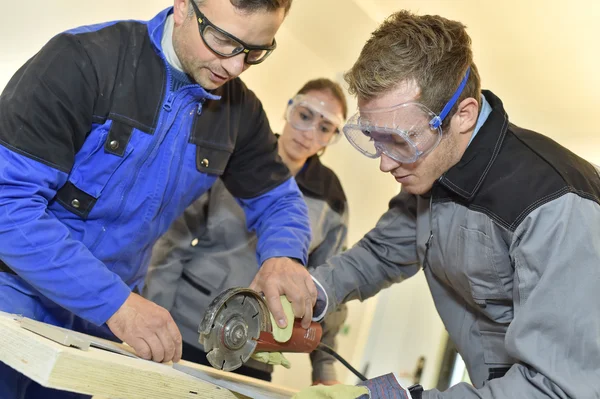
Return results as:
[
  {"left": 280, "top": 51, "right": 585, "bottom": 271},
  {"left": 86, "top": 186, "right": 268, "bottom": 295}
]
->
[{"left": 316, "top": 342, "right": 367, "bottom": 382}]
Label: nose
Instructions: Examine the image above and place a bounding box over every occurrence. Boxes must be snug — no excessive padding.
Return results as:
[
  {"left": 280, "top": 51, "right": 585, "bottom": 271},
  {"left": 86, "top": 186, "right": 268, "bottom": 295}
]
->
[
  {"left": 379, "top": 153, "right": 402, "bottom": 173},
  {"left": 300, "top": 128, "right": 315, "bottom": 141},
  {"left": 221, "top": 53, "right": 246, "bottom": 78}
]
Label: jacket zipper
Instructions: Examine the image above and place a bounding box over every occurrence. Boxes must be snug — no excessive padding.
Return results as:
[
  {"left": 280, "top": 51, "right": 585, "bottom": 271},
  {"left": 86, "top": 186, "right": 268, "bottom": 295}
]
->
[
  {"left": 423, "top": 194, "right": 434, "bottom": 269},
  {"left": 154, "top": 101, "right": 199, "bottom": 220},
  {"left": 163, "top": 92, "right": 176, "bottom": 112},
  {"left": 106, "top": 68, "right": 178, "bottom": 233},
  {"left": 155, "top": 86, "right": 205, "bottom": 218},
  {"left": 424, "top": 176, "right": 447, "bottom": 270}
]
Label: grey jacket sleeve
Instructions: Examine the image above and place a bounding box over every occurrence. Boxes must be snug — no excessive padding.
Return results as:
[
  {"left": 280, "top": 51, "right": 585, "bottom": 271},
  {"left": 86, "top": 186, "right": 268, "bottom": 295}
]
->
[
  {"left": 311, "top": 191, "right": 421, "bottom": 314},
  {"left": 308, "top": 206, "right": 349, "bottom": 382},
  {"left": 424, "top": 193, "right": 600, "bottom": 398},
  {"left": 308, "top": 206, "right": 349, "bottom": 267},
  {"left": 142, "top": 193, "right": 210, "bottom": 311}
]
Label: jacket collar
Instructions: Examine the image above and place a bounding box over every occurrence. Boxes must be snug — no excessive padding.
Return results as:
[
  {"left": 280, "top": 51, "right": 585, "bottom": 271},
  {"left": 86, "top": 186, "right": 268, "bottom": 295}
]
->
[
  {"left": 437, "top": 90, "right": 509, "bottom": 201},
  {"left": 296, "top": 154, "right": 347, "bottom": 215},
  {"left": 296, "top": 155, "right": 329, "bottom": 198},
  {"left": 161, "top": 14, "right": 185, "bottom": 72},
  {"left": 148, "top": 7, "right": 172, "bottom": 53}
]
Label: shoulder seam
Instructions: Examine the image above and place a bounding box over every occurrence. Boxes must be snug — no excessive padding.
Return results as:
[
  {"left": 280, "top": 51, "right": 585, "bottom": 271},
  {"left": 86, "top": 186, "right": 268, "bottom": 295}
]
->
[
  {"left": 467, "top": 188, "right": 599, "bottom": 231},
  {"left": 0, "top": 139, "right": 70, "bottom": 173}
]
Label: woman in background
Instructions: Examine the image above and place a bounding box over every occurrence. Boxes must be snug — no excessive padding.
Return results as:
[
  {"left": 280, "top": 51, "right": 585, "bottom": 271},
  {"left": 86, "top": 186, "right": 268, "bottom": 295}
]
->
[{"left": 144, "top": 78, "right": 349, "bottom": 385}]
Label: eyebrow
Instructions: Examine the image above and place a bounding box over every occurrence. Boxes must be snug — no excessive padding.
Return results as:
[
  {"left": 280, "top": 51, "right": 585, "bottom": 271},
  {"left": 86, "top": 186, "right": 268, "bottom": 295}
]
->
[{"left": 300, "top": 107, "right": 315, "bottom": 116}]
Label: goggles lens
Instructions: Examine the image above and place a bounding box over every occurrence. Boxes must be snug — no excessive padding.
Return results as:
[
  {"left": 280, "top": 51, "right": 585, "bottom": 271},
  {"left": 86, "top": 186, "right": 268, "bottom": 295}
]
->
[
  {"left": 342, "top": 67, "right": 471, "bottom": 163},
  {"left": 343, "top": 103, "right": 441, "bottom": 163},
  {"left": 286, "top": 95, "right": 344, "bottom": 146}
]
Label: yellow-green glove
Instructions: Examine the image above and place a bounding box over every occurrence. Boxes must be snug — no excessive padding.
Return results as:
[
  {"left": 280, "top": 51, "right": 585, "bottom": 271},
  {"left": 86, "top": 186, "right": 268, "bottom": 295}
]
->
[
  {"left": 251, "top": 352, "right": 291, "bottom": 368},
  {"left": 269, "top": 295, "right": 294, "bottom": 343},
  {"left": 293, "top": 384, "right": 369, "bottom": 399},
  {"left": 252, "top": 296, "right": 294, "bottom": 368}
]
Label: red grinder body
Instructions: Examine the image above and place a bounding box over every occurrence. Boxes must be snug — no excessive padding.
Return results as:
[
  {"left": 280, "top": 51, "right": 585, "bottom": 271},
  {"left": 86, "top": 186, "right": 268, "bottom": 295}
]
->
[{"left": 255, "top": 320, "right": 322, "bottom": 353}]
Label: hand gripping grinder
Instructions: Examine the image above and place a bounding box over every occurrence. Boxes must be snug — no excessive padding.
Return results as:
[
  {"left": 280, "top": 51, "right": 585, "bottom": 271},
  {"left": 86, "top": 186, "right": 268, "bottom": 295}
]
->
[{"left": 198, "top": 287, "right": 323, "bottom": 371}]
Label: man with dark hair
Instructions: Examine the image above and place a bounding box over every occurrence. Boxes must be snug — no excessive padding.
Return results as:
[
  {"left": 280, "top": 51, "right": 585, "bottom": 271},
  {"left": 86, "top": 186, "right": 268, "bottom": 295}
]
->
[
  {"left": 0, "top": 0, "right": 318, "bottom": 397},
  {"left": 261, "top": 10, "right": 600, "bottom": 399}
]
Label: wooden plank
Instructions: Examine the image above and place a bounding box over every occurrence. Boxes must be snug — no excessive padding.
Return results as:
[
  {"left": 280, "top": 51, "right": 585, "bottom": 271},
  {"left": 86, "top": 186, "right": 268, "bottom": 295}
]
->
[
  {"left": 0, "top": 312, "right": 296, "bottom": 399},
  {"left": 174, "top": 363, "right": 292, "bottom": 399}
]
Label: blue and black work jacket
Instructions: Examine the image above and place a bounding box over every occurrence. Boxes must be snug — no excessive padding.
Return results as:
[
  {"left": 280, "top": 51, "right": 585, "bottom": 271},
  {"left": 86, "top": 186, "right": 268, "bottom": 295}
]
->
[{"left": 0, "top": 8, "right": 310, "bottom": 328}]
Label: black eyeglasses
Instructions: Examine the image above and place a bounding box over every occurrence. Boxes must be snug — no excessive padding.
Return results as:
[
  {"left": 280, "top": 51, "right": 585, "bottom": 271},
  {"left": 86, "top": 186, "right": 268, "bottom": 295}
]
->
[{"left": 189, "top": 0, "right": 277, "bottom": 65}]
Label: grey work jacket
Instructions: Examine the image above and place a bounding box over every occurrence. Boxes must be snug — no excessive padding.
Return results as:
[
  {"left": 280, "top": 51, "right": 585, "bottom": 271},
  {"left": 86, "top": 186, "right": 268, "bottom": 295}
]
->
[
  {"left": 312, "top": 90, "right": 600, "bottom": 398},
  {"left": 144, "top": 154, "right": 349, "bottom": 382}
]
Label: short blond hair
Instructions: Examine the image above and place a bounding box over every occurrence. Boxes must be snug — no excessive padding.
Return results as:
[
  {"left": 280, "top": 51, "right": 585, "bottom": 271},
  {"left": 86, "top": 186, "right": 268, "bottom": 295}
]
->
[{"left": 345, "top": 11, "right": 481, "bottom": 126}]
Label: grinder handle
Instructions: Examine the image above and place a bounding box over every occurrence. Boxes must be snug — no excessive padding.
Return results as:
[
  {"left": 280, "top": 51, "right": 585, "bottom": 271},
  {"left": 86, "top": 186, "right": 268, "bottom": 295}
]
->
[{"left": 255, "top": 320, "right": 323, "bottom": 353}]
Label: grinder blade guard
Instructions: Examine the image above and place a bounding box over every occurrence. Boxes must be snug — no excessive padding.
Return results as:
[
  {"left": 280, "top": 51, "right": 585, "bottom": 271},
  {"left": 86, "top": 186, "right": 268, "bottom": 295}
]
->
[{"left": 198, "top": 288, "right": 272, "bottom": 371}]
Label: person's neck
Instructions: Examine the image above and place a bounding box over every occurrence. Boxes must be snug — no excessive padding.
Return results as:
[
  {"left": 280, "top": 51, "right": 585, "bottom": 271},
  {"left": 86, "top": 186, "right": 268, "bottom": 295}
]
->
[
  {"left": 460, "top": 125, "right": 476, "bottom": 155},
  {"left": 278, "top": 143, "right": 305, "bottom": 176},
  {"left": 161, "top": 14, "right": 184, "bottom": 72},
  {"left": 448, "top": 125, "right": 475, "bottom": 170}
]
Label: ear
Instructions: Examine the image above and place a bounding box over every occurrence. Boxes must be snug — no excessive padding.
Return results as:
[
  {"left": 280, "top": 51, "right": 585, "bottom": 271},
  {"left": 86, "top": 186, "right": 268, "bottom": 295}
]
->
[
  {"left": 173, "top": 0, "right": 189, "bottom": 26},
  {"left": 452, "top": 97, "right": 479, "bottom": 135}
]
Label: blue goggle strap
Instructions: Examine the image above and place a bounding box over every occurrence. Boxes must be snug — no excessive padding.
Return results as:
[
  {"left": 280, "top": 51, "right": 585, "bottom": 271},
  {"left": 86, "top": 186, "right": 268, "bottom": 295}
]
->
[{"left": 429, "top": 66, "right": 471, "bottom": 129}]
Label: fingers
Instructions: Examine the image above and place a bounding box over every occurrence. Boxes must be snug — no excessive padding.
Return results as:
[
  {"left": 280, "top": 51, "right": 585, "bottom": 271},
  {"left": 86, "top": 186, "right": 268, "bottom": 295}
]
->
[
  {"left": 151, "top": 308, "right": 182, "bottom": 363},
  {"left": 288, "top": 286, "right": 307, "bottom": 321},
  {"left": 301, "top": 293, "right": 313, "bottom": 329},
  {"left": 286, "top": 274, "right": 314, "bottom": 328},
  {"left": 129, "top": 336, "right": 152, "bottom": 360},
  {"left": 107, "top": 293, "right": 185, "bottom": 364},
  {"left": 305, "top": 274, "right": 318, "bottom": 306},
  {"left": 252, "top": 258, "right": 321, "bottom": 330},
  {"left": 300, "top": 275, "right": 317, "bottom": 328},
  {"left": 155, "top": 327, "right": 175, "bottom": 363},
  {"left": 165, "top": 317, "right": 183, "bottom": 362},
  {"left": 249, "top": 273, "right": 260, "bottom": 292},
  {"left": 127, "top": 323, "right": 180, "bottom": 363},
  {"left": 144, "top": 332, "right": 165, "bottom": 363}
]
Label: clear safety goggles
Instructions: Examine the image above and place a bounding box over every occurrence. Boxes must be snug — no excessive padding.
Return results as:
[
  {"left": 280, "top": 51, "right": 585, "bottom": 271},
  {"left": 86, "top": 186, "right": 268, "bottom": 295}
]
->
[
  {"left": 343, "top": 67, "right": 471, "bottom": 164},
  {"left": 285, "top": 94, "right": 344, "bottom": 146}
]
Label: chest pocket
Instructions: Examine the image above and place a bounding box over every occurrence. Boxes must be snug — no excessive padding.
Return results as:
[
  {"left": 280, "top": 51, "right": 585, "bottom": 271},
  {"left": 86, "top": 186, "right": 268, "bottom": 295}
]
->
[
  {"left": 55, "top": 120, "right": 134, "bottom": 219},
  {"left": 456, "top": 225, "right": 512, "bottom": 306},
  {"left": 456, "top": 225, "right": 517, "bottom": 371},
  {"left": 190, "top": 90, "right": 238, "bottom": 177},
  {"left": 195, "top": 141, "right": 232, "bottom": 176}
]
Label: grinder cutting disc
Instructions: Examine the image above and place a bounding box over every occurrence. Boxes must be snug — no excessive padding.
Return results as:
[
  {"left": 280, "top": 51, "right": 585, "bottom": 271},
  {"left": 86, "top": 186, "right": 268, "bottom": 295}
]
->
[{"left": 198, "top": 288, "right": 271, "bottom": 371}]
